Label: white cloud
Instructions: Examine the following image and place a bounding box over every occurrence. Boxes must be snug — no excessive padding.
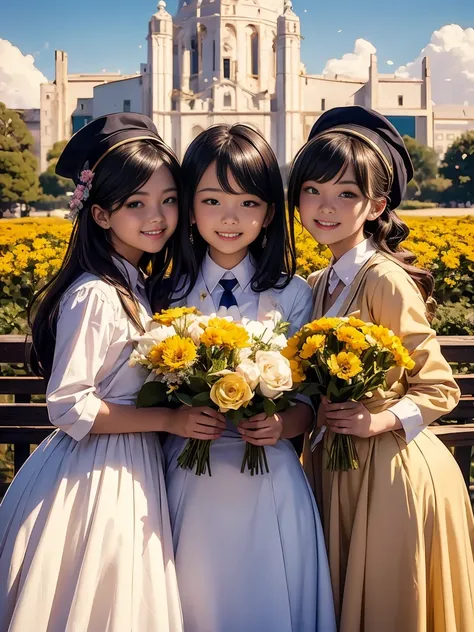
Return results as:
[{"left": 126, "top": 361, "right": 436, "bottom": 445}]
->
[
  {"left": 395, "top": 25, "right": 474, "bottom": 105},
  {"left": 322, "top": 39, "right": 376, "bottom": 80},
  {"left": 321, "top": 25, "right": 474, "bottom": 105},
  {"left": 0, "top": 39, "right": 48, "bottom": 109}
]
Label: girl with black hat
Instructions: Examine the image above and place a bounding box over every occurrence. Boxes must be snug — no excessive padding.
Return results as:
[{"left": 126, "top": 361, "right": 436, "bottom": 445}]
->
[
  {"left": 288, "top": 105, "right": 474, "bottom": 632},
  {"left": 0, "top": 113, "right": 186, "bottom": 631}
]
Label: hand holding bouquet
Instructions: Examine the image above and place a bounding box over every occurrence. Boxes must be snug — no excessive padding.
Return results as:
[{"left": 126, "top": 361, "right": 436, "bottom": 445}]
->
[
  {"left": 130, "top": 307, "right": 296, "bottom": 475},
  {"left": 282, "top": 316, "right": 415, "bottom": 471}
]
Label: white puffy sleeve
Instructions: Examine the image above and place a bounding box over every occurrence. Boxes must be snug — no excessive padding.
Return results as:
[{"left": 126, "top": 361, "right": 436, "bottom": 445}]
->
[{"left": 46, "top": 284, "right": 116, "bottom": 441}]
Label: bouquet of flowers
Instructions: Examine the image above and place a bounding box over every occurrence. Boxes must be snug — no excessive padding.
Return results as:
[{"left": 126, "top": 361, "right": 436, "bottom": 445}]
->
[
  {"left": 130, "top": 307, "right": 296, "bottom": 476},
  {"left": 282, "top": 316, "right": 415, "bottom": 471}
]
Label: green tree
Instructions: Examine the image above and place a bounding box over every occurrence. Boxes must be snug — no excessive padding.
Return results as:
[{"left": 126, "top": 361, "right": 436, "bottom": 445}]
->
[
  {"left": 403, "top": 135, "right": 439, "bottom": 197},
  {"left": 0, "top": 102, "right": 41, "bottom": 211},
  {"left": 440, "top": 131, "right": 474, "bottom": 203},
  {"left": 39, "top": 140, "right": 74, "bottom": 197}
]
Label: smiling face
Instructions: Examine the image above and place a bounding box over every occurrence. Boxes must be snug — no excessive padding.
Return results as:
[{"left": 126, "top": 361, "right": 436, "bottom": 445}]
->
[
  {"left": 299, "top": 163, "right": 386, "bottom": 259},
  {"left": 92, "top": 163, "right": 178, "bottom": 266},
  {"left": 192, "top": 161, "right": 274, "bottom": 269}
]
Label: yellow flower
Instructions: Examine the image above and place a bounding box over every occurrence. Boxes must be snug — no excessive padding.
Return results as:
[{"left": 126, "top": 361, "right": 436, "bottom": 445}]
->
[
  {"left": 368, "top": 325, "right": 397, "bottom": 350},
  {"left": 300, "top": 334, "right": 326, "bottom": 359},
  {"left": 210, "top": 374, "right": 254, "bottom": 412},
  {"left": 391, "top": 343, "right": 416, "bottom": 371},
  {"left": 289, "top": 359, "right": 306, "bottom": 383},
  {"left": 201, "top": 318, "right": 249, "bottom": 349},
  {"left": 153, "top": 307, "right": 198, "bottom": 326},
  {"left": 444, "top": 277, "right": 456, "bottom": 287},
  {"left": 306, "top": 317, "right": 341, "bottom": 333},
  {"left": 281, "top": 334, "right": 302, "bottom": 360},
  {"left": 441, "top": 252, "right": 460, "bottom": 269},
  {"left": 336, "top": 325, "right": 370, "bottom": 351},
  {"left": 327, "top": 352, "right": 362, "bottom": 381},
  {"left": 148, "top": 335, "right": 197, "bottom": 372},
  {"left": 347, "top": 316, "right": 366, "bottom": 328}
]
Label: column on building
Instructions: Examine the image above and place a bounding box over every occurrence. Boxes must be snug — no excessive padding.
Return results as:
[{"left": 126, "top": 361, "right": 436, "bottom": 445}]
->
[
  {"left": 147, "top": 0, "right": 173, "bottom": 144},
  {"left": 276, "top": 0, "right": 303, "bottom": 167}
]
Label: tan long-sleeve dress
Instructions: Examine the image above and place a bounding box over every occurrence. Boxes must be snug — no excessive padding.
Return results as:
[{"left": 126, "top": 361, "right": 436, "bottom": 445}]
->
[{"left": 303, "top": 252, "right": 474, "bottom": 632}]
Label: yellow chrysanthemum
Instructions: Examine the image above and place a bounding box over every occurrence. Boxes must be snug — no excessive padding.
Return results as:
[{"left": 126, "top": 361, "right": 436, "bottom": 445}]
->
[
  {"left": 306, "top": 317, "right": 341, "bottom": 333},
  {"left": 441, "top": 252, "right": 460, "bottom": 270},
  {"left": 153, "top": 307, "right": 198, "bottom": 326},
  {"left": 201, "top": 317, "right": 249, "bottom": 349},
  {"left": 147, "top": 335, "right": 197, "bottom": 372},
  {"left": 391, "top": 343, "right": 416, "bottom": 371},
  {"left": 300, "top": 334, "right": 326, "bottom": 359},
  {"left": 444, "top": 277, "right": 456, "bottom": 287},
  {"left": 336, "top": 325, "right": 370, "bottom": 352},
  {"left": 281, "top": 334, "right": 301, "bottom": 359},
  {"left": 289, "top": 359, "right": 306, "bottom": 383},
  {"left": 327, "top": 352, "right": 362, "bottom": 381},
  {"left": 368, "top": 325, "right": 397, "bottom": 350},
  {"left": 347, "top": 316, "right": 366, "bottom": 328}
]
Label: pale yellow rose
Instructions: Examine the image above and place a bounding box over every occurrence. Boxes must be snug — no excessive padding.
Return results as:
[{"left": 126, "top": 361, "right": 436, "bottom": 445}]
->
[{"left": 210, "top": 374, "right": 254, "bottom": 412}]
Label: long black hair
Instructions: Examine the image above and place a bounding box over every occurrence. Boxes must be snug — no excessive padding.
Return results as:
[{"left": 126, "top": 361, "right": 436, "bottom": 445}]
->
[
  {"left": 288, "top": 131, "right": 434, "bottom": 301},
  {"left": 170, "top": 124, "right": 295, "bottom": 299},
  {"left": 28, "top": 139, "right": 181, "bottom": 379}
]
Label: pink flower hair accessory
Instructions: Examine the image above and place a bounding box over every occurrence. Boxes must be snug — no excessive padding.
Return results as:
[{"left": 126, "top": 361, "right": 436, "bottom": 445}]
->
[{"left": 67, "top": 169, "right": 95, "bottom": 221}]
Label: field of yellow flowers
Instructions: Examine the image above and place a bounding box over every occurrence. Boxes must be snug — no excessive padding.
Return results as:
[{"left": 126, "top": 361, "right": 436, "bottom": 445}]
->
[{"left": 1, "top": 216, "right": 473, "bottom": 335}]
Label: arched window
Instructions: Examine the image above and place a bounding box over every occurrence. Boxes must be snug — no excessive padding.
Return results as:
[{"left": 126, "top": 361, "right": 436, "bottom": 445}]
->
[
  {"left": 251, "top": 31, "right": 259, "bottom": 77},
  {"left": 191, "top": 37, "right": 198, "bottom": 75},
  {"left": 246, "top": 26, "right": 259, "bottom": 78},
  {"left": 192, "top": 125, "right": 205, "bottom": 139}
]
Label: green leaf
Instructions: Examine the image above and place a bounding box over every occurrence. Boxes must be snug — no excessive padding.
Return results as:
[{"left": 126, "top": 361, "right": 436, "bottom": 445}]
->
[
  {"left": 227, "top": 408, "right": 245, "bottom": 424},
  {"left": 192, "top": 391, "right": 213, "bottom": 406},
  {"left": 175, "top": 392, "right": 193, "bottom": 406},
  {"left": 327, "top": 381, "right": 341, "bottom": 402},
  {"left": 263, "top": 398, "right": 277, "bottom": 416},
  {"left": 136, "top": 381, "right": 168, "bottom": 408}
]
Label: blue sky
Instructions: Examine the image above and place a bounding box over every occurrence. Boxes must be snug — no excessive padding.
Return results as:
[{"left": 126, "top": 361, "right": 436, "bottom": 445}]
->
[{"left": 2, "top": 0, "right": 473, "bottom": 80}]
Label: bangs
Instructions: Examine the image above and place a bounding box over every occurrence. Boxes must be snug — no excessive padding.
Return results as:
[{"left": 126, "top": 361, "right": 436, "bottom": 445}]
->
[
  {"left": 213, "top": 136, "right": 273, "bottom": 203},
  {"left": 288, "top": 132, "right": 381, "bottom": 212},
  {"left": 94, "top": 140, "right": 177, "bottom": 211}
]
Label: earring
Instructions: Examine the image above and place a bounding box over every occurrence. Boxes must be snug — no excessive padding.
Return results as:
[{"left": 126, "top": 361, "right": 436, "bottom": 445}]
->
[
  {"left": 262, "top": 229, "right": 267, "bottom": 249},
  {"left": 189, "top": 224, "right": 194, "bottom": 245}
]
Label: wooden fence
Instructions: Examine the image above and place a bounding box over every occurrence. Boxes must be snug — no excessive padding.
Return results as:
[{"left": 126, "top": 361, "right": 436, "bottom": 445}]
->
[{"left": 1, "top": 334, "right": 473, "bottom": 499}]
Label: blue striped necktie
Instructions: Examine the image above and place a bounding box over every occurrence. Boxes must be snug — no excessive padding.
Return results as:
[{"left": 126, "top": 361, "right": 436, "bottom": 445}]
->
[{"left": 219, "top": 278, "right": 238, "bottom": 308}]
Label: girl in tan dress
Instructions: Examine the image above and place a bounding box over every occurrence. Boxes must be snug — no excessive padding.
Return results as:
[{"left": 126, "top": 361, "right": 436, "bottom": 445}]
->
[{"left": 288, "top": 105, "right": 474, "bottom": 632}]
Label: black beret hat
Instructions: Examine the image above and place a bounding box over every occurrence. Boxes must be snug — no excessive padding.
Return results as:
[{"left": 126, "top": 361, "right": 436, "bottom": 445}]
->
[
  {"left": 308, "top": 106, "right": 414, "bottom": 210},
  {"left": 56, "top": 113, "right": 164, "bottom": 184}
]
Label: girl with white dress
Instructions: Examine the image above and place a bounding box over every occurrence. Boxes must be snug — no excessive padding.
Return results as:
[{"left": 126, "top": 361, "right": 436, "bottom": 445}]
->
[
  {"left": 0, "top": 114, "right": 185, "bottom": 632},
  {"left": 164, "top": 124, "right": 336, "bottom": 632}
]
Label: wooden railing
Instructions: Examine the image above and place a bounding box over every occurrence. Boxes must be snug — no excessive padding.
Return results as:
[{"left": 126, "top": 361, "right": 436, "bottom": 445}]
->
[{"left": 1, "top": 335, "right": 473, "bottom": 498}]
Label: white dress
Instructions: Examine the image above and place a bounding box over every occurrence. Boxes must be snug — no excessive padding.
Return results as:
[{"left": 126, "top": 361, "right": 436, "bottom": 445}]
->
[
  {"left": 0, "top": 260, "right": 183, "bottom": 632},
  {"left": 164, "top": 254, "right": 336, "bottom": 632}
]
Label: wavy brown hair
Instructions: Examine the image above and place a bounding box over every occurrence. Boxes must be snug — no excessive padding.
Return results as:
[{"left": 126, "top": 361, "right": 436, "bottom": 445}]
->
[
  {"left": 28, "top": 139, "right": 181, "bottom": 379},
  {"left": 288, "top": 131, "right": 434, "bottom": 301}
]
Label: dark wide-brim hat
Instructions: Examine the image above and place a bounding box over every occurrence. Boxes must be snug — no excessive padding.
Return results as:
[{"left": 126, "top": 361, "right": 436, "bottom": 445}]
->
[
  {"left": 308, "top": 106, "right": 414, "bottom": 210},
  {"left": 56, "top": 113, "right": 165, "bottom": 184}
]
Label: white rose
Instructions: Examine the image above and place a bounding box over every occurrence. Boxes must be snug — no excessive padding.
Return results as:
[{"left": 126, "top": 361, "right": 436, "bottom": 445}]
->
[
  {"left": 236, "top": 359, "right": 261, "bottom": 390},
  {"left": 133, "top": 325, "right": 176, "bottom": 356},
  {"left": 186, "top": 319, "right": 205, "bottom": 345},
  {"left": 270, "top": 333, "right": 288, "bottom": 350},
  {"left": 255, "top": 350, "right": 293, "bottom": 398}
]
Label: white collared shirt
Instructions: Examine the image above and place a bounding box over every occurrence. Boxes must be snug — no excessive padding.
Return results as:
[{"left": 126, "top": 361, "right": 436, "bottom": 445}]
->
[
  {"left": 319, "top": 239, "right": 423, "bottom": 444},
  {"left": 46, "top": 257, "right": 152, "bottom": 441},
  {"left": 201, "top": 251, "right": 256, "bottom": 318}
]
